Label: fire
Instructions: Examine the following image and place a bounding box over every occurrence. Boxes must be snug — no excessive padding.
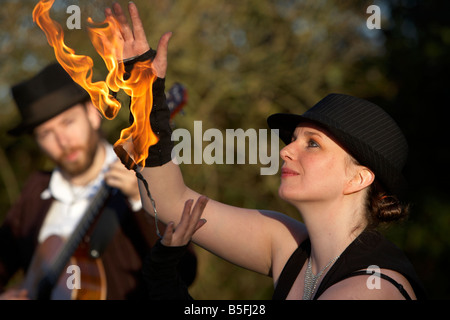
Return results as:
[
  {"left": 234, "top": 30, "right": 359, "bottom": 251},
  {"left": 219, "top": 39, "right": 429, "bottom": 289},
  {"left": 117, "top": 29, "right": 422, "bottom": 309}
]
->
[{"left": 32, "top": 0, "right": 158, "bottom": 168}]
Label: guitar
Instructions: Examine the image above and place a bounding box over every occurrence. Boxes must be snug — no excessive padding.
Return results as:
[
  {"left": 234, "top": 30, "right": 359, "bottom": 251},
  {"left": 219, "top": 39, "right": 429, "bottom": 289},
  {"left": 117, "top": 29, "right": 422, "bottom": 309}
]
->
[
  {"left": 21, "top": 83, "right": 188, "bottom": 300},
  {"left": 22, "top": 184, "right": 112, "bottom": 300},
  {"left": 167, "top": 82, "right": 188, "bottom": 120}
]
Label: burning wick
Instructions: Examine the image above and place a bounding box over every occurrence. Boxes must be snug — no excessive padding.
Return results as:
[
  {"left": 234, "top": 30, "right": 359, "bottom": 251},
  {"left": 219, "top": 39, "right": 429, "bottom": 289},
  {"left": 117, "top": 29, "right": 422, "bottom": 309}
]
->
[{"left": 113, "top": 144, "right": 137, "bottom": 171}]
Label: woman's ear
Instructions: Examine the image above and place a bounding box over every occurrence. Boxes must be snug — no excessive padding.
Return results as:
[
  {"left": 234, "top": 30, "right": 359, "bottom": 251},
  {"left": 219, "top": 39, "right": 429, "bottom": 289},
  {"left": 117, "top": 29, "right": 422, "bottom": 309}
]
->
[{"left": 344, "top": 166, "right": 375, "bottom": 195}]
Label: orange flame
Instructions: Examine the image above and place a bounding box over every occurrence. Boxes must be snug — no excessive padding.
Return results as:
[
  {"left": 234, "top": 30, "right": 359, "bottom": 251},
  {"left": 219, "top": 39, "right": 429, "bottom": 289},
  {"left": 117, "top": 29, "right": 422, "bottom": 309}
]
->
[{"left": 32, "top": 0, "right": 158, "bottom": 167}]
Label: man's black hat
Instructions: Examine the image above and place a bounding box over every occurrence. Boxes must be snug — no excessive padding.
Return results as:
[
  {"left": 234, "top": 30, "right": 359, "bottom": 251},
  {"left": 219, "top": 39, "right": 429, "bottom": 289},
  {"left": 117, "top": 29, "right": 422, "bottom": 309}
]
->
[{"left": 8, "top": 62, "right": 89, "bottom": 135}]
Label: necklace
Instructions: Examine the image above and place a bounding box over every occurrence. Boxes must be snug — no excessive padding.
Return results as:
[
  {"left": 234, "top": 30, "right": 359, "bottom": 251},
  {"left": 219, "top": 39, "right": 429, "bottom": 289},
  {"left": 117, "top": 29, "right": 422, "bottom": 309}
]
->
[{"left": 303, "top": 254, "right": 340, "bottom": 300}]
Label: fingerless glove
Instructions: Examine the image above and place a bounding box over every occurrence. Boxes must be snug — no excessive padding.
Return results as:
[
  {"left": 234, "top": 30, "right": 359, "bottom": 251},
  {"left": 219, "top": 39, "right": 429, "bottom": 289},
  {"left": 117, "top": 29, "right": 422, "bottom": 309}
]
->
[
  {"left": 143, "top": 239, "right": 194, "bottom": 300},
  {"left": 121, "top": 49, "right": 174, "bottom": 167}
]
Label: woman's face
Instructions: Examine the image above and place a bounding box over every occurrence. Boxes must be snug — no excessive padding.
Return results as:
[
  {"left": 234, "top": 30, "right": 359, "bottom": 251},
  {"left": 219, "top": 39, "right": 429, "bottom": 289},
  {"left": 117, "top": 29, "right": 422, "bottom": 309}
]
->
[{"left": 278, "top": 122, "right": 357, "bottom": 205}]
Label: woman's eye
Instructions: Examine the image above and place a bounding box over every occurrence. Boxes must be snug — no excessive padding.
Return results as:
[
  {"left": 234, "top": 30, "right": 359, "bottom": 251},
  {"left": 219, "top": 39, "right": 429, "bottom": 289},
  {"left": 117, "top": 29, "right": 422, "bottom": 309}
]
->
[{"left": 308, "top": 140, "right": 319, "bottom": 148}]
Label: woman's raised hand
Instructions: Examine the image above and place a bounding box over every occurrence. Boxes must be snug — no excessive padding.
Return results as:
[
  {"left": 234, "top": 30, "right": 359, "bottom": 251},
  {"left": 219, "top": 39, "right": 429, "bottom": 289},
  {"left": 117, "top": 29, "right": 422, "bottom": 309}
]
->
[{"left": 104, "top": 2, "right": 172, "bottom": 78}]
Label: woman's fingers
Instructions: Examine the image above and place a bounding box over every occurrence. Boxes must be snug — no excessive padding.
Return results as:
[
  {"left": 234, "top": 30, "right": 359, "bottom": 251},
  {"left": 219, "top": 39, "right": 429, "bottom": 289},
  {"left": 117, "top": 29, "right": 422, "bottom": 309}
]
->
[
  {"left": 161, "top": 196, "right": 209, "bottom": 247},
  {"left": 153, "top": 31, "right": 173, "bottom": 78},
  {"left": 112, "top": 2, "right": 133, "bottom": 41},
  {"left": 194, "top": 218, "right": 207, "bottom": 232},
  {"left": 185, "top": 196, "right": 209, "bottom": 236},
  {"left": 161, "top": 222, "right": 175, "bottom": 246},
  {"left": 128, "top": 1, "right": 146, "bottom": 42},
  {"left": 173, "top": 199, "right": 194, "bottom": 237}
]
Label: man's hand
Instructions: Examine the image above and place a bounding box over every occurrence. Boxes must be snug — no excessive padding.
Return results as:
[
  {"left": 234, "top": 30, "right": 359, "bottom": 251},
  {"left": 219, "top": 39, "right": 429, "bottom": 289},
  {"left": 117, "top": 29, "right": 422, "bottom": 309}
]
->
[
  {"left": 105, "top": 160, "right": 140, "bottom": 202},
  {"left": 104, "top": 2, "right": 172, "bottom": 78}
]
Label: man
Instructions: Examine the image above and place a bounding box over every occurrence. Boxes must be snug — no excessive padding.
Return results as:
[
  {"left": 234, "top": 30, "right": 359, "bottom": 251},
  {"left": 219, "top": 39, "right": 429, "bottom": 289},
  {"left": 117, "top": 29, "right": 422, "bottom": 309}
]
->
[{"left": 0, "top": 62, "right": 197, "bottom": 300}]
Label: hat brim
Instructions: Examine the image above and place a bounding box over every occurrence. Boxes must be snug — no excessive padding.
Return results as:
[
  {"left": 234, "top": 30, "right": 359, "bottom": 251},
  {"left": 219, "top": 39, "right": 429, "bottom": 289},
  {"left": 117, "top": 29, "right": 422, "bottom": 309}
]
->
[
  {"left": 267, "top": 113, "right": 307, "bottom": 145},
  {"left": 8, "top": 85, "right": 90, "bottom": 136}
]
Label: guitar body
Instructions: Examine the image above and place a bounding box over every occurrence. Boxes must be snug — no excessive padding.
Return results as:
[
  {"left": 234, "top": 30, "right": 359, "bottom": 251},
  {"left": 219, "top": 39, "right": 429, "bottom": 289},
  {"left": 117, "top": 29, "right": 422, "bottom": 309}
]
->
[
  {"left": 67, "top": 241, "right": 107, "bottom": 300},
  {"left": 22, "top": 235, "right": 107, "bottom": 300}
]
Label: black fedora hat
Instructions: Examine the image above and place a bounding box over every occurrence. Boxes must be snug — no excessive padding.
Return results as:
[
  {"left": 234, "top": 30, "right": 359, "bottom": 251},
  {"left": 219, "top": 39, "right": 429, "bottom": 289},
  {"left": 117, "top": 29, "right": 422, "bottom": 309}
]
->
[
  {"left": 267, "top": 93, "right": 409, "bottom": 199},
  {"left": 8, "top": 62, "right": 89, "bottom": 136}
]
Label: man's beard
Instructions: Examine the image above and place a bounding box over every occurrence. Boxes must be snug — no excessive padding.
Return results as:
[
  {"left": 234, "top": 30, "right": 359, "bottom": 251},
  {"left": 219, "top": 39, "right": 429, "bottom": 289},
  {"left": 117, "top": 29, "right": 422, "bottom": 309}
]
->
[{"left": 56, "top": 130, "right": 100, "bottom": 178}]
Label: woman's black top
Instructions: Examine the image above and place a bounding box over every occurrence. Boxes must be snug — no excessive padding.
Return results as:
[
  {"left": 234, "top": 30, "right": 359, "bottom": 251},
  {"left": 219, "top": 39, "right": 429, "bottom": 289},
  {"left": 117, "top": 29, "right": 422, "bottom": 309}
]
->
[{"left": 272, "top": 230, "right": 427, "bottom": 300}]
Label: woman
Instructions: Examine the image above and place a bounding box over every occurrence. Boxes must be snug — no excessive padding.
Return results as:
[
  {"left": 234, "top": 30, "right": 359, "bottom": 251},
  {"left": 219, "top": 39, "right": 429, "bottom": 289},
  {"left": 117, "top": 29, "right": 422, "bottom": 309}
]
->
[{"left": 108, "top": 2, "right": 426, "bottom": 300}]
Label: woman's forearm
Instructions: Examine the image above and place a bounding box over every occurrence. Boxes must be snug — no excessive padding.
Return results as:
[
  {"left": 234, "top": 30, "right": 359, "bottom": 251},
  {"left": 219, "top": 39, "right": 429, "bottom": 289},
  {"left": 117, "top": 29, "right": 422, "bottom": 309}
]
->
[{"left": 138, "top": 161, "right": 200, "bottom": 226}]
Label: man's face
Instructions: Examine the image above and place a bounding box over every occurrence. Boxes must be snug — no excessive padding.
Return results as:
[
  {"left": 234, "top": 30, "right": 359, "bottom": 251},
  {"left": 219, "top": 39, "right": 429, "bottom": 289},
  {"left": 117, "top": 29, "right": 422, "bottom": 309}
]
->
[{"left": 33, "top": 103, "right": 100, "bottom": 178}]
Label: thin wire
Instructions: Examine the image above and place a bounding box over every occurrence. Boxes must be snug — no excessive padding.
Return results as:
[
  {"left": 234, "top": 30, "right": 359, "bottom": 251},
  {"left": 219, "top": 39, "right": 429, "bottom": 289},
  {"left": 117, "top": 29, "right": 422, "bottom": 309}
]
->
[{"left": 135, "top": 170, "right": 162, "bottom": 239}]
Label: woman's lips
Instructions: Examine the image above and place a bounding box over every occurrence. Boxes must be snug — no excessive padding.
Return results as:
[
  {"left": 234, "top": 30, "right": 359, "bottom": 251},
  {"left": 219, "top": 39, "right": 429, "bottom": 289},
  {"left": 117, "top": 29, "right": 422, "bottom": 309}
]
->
[{"left": 281, "top": 167, "right": 299, "bottom": 178}]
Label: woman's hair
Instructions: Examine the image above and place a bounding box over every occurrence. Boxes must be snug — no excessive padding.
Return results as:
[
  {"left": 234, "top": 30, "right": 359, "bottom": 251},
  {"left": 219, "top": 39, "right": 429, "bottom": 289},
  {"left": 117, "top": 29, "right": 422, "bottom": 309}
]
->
[
  {"left": 345, "top": 153, "right": 410, "bottom": 231},
  {"left": 365, "top": 179, "right": 410, "bottom": 230}
]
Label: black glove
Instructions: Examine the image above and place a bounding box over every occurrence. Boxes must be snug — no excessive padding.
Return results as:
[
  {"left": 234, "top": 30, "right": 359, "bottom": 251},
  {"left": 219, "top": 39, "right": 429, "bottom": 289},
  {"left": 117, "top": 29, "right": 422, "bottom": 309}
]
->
[
  {"left": 144, "top": 76, "right": 174, "bottom": 167},
  {"left": 116, "top": 49, "right": 174, "bottom": 168},
  {"left": 143, "top": 239, "right": 194, "bottom": 300}
]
